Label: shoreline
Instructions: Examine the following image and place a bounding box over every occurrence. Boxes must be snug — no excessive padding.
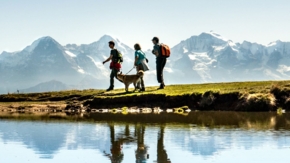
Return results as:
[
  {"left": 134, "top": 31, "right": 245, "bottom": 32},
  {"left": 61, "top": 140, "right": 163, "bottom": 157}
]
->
[{"left": 1, "top": 81, "right": 290, "bottom": 112}]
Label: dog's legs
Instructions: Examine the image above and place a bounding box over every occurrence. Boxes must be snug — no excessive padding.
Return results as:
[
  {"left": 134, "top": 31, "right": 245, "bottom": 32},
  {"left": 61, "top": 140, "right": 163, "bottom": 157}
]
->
[
  {"left": 136, "top": 80, "right": 141, "bottom": 89},
  {"left": 133, "top": 82, "right": 137, "bottom": 92},
  {"left": 125, "top": 83, "right": 129, "bottom": 92}
]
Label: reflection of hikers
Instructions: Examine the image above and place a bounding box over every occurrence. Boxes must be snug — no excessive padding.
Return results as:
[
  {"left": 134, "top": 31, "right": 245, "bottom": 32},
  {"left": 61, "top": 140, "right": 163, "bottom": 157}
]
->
[
  {"left": 103, "top": 41, "right": 123, "bottom": 91},
  {"left": 136, "top": 144, "right": 149, "bottom": 163},
  {"left": 104, "top": 124, "right": 124, "bottom": 163},
  {"left": 135, "top": 124, "right": 149, "bottom": 163},
  {"left": 110, "top": 141, "right": 123, "bottom": 162},
  {"left": 104, "top": 141, "right": 124, "bottom": 163},
  {"left": 156, "top": 126, "right": 171, "bottom": 163},
  {"left": 152, "top": 37, "right": 169, "bottom": 90},
  {"left": 134, "top": 43, "right": 149, "bottom": 92}
]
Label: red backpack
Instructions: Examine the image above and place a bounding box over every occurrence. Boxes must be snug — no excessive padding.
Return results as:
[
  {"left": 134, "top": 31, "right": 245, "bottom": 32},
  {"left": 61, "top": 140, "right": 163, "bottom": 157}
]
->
[{"left": 160, "top": 43, "right": 170, "bottom": 58}]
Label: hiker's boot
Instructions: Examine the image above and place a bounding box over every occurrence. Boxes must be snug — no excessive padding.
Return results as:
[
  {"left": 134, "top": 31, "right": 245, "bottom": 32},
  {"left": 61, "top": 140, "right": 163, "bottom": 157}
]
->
[
  {"left": 157, "top": 83, "right": 165, "bottom": 90},
  {"left": 106, "top": 86, "right": 114, "bottom": 92}
]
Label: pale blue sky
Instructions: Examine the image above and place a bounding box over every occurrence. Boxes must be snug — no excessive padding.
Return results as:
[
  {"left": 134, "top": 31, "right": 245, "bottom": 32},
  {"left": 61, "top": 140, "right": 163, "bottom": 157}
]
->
[{"left": 1, "top": 0, "right": 290, "bottom": 52}]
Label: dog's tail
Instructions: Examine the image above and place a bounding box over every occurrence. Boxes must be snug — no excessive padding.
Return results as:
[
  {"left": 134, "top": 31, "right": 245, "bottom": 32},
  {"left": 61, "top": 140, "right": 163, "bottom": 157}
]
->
[{"left": 137, "top": 70, "right": 144, "bottom": 77}]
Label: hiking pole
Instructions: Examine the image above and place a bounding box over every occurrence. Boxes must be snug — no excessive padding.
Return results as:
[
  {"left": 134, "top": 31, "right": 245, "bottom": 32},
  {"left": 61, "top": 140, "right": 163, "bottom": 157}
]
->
[{"left": 125, "top": 67, "right": 135, "bottom": 75}]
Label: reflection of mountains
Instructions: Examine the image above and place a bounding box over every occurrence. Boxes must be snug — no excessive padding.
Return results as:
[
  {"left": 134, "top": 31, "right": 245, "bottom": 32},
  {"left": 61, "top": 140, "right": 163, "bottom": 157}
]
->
[
  {"left": 166, "top": 127, "right": 289, "bottom": 156},
  {"left": 0, "top": 121, "right": 111, "bottom": 159},
  {"left": 0, "top": 121, "right": 69, "bottom": 158},
  {"left": 0, "top": 112, "right": 290, "bottom": 160}
]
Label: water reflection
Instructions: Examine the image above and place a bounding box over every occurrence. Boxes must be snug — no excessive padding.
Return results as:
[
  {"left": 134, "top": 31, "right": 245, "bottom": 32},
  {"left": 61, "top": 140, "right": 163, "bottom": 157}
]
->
[
  {"left": 157, "top": 126, "right": 171, "bottom": 163},
  {"left": 103, "top": 123, "right": 151, "bottom": 163},
  {"left": 0, "top": 121, "right": 68, "bottom": 159},
  {"left": 0, "top": 112, "right": 290, "bottom": 163},
  {"left": 2, "top": 111, "right": 290, "bottom": 130},
  {"left": 103, "top": 123, "right": 124, "bottom": 163},
  {"left": 135, "top": 124, "right": 149, "bottom": 163}
]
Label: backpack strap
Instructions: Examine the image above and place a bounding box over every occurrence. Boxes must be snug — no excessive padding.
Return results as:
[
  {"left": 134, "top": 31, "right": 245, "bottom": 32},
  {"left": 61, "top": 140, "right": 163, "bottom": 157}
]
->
[
  {"left": 140, "top": 50, "right": 146, "bottom": 57},
  {"left": 114, "top": 49, "right": 123, "bottom": 63},
  {"left": 114, "top": 49, "right": 118, "bottom": 57}
]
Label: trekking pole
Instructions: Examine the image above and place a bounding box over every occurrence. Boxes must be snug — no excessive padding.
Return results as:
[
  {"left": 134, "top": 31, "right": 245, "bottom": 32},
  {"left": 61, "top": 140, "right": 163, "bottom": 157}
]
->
[{"left": 125, "top": 67, "right": 135, "bottom": 75}]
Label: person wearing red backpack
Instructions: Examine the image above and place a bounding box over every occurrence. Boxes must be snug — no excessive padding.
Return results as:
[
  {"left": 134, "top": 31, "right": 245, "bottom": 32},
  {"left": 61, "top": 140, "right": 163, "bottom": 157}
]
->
[{"left": 152, "top": 37, "right": 167, "bottom": 89}]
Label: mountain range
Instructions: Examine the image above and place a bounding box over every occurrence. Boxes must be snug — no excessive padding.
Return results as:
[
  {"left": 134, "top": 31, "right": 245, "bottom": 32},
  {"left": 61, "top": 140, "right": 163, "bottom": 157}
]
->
[{"left": 1, "top": 31, "right": 290, "bottom": 94}]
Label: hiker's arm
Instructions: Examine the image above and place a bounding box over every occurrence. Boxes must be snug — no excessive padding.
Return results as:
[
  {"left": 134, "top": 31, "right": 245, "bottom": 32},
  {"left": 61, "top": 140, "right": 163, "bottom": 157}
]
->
[
  {"left": 152, "top": 46, "right": 159, "bottom": 57},
  {"left": 154, "top": 50, "right": 159, "bottom": 57},
  {"left": 134, "top": 56, "right": 138, "bottom": 67},
  {"left": 103, "top": 55, "right": 113, "bottom": 64}
]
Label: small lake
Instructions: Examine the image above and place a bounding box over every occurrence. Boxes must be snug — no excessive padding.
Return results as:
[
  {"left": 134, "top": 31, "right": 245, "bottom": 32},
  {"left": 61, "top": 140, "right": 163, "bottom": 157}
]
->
[{"left": 1, "top": 111, "right": 290, "bottom": 163}]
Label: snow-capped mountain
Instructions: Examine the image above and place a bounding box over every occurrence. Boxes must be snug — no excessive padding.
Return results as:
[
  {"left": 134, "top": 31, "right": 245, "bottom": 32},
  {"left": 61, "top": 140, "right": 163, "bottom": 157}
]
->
[
  {"left": 0, "top": 35, "right": 137, "bottom": 94},
  {"left": 1, "top": 32, "right": 290, "bottom": 94},
  {"left": 0, "top": 36, "right": 85, "bottom": 93},
  {"left": 64, "top": 34, "right": 135, "bottom": 80},
  {"left": 169, "top": 31, "right": 290, "bottom": 83}
]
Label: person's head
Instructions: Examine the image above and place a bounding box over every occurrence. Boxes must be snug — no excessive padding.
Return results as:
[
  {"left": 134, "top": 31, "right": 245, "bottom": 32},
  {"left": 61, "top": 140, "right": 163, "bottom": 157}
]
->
[
  {"left": 108, "top": 41, "right": 115, "bottom": 49},
  {"left": 134, "top": 43, "right": 142, "bottom": 50},
  {"left": 152, "top": 36, "right": 159, "bottom": 44}
]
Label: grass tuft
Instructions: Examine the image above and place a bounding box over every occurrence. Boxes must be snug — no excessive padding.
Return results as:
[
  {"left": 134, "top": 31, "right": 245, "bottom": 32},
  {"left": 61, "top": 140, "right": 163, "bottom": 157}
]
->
[{"left": 200, "top": 91, "right": 216, "bottom": 107}]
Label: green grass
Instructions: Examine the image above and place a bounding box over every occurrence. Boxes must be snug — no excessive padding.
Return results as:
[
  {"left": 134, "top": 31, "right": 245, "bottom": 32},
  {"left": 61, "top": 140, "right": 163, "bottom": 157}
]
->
[
  {"left": 1, "top": 80, "right": 290, "bottom": 101},
  {"left": 99, "top": 80, "right": 290, "bottom": 97}
]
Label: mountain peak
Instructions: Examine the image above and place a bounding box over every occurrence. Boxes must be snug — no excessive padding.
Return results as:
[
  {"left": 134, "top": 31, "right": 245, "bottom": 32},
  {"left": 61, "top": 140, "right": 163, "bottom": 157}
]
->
[
  {"left": 89, "top": 34, "right": 130, "bottom": 52},
  {"left": 41, "top": 36, "right": 56, "bottom": 41},
  {"left": 98, "top": 34, "right": 120, "bottom": 43},
  {"left": 267, "top": 40, "right": 283, "bottom": 47},
  {"left": 198, "top": 31, "right": 228, "bottom": 42},
  {"left": 24, "top": 36, "right": 59, "bottom": 52}
]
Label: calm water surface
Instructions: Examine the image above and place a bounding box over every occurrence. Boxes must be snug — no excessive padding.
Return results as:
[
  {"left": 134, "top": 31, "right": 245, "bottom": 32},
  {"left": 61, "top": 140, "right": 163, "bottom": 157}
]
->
[{"left": 0, "top": 112, "right": 290, "bottom": 163}]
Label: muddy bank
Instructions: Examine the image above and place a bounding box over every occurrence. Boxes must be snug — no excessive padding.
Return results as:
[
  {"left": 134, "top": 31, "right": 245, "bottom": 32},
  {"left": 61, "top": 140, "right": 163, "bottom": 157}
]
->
[
  {"left": 83, "top": 89, "right": 290, "bottom": 111},
  {"left": 0, "top": 102, "right": 67, "bottom": 112},
  {"left": 83, "top": 92, "right": 243, "bottom": 111},
  {"left": 1, "top": 87, "right": 290, "bottom": 112}
]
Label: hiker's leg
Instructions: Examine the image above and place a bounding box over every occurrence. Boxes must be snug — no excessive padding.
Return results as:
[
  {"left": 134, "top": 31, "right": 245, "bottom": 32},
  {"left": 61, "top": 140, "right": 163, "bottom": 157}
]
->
[
  {"left": 140, "top": 77, "right": 144, "bottom": 87},
  {"left": 156, "top": 58, "right": 166, "bottom": 89},
  {"left": 161, "top": 58, "right": 167, "bottom": 71},
  {"left": 136, "top": 65, "right": 143, "bottom": 89},
  {"left": 140, "top": 77, "right": 145, "bottom": 91},
  {"left": 160, "top": 58, "right": 167, "bottom": 84},
  {"left": 112, "top": 68, "right": 122, "bottom": 83},
  {"left": 109, "top": 69, "right": 115, "bottom": 88},
  {"left": 112, "top": 68, "right": 118, "bottom": 79},
  {"left": 156, "top": 58, "right": 163, "bottom": 83},
  {"left": 138, "top": 65, "right": 145, "bottom": 90}
]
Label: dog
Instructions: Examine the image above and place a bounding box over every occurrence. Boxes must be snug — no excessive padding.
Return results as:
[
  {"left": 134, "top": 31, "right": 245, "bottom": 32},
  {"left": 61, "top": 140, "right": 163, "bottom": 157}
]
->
[{"left": 117, "top": 70, "right": 144, "bottom": 92}]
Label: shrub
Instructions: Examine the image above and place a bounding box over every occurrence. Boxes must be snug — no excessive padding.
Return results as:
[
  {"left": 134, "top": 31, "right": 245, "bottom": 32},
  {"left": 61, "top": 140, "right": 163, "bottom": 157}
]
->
[{"left": 237, "top": 93, "right": 276, "bottom": 111}]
